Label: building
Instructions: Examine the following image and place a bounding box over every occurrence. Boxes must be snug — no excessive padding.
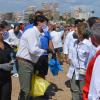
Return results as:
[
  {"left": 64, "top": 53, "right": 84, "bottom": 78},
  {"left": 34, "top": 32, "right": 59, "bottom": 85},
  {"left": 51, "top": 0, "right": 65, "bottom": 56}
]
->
[
  {"left": 24, "top": 6, "right": 36, "bottom": 21},
  {"left": 72, "top": 6, "right": 91, "bottom": 20},
  {"left": 42, "top": 2, "right": 60, "bottom": 20}
]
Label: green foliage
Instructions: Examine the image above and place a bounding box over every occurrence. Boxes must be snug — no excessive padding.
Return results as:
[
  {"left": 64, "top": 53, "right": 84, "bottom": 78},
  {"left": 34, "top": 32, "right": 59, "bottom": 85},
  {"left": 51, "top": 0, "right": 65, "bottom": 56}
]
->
[
  {"left": 59, "top": 16, "right": 64, "bottom": 21},
  {"left": 66, "top": 18, "right": 76, "bottom": 24},
  {"left": 28, "top": 14, "right": 34, "bottom": 24}
]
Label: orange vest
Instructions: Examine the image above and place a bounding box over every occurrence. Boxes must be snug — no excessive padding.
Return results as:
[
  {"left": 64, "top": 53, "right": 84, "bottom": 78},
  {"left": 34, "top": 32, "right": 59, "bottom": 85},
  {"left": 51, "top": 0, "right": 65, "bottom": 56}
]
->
[{"left": 83, "top": 49, "right": 100, "bottom": 100}]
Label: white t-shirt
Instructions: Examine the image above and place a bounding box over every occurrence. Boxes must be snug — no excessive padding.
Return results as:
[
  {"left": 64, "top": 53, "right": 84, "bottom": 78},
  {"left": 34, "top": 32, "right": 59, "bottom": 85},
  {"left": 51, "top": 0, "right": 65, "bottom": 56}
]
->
[
  {"left": 50, "top": 30, "right": 64, "bottom": 49},
  {"left": 4, "top": 29, "right": 22, "bottom": 46},
  {"left": 63, "top": 31, "right": 75, "bottom": 58}
]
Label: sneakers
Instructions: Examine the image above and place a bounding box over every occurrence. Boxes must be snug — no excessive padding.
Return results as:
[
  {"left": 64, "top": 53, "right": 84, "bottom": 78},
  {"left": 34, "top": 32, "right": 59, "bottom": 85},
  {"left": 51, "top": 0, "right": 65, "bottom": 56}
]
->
[
  {"left": 65, "top": 80, "right": 71, "bottom": 88},
  {"left": 12, "top": 73, "right": 19, "bottom": 77}
]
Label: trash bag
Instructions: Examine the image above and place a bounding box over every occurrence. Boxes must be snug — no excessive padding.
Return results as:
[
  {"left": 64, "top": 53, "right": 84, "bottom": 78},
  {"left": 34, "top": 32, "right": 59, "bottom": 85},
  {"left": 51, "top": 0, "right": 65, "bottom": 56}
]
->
[
  {"left": 48, "top": 58, "right": 63, "bottom": 76},
  {"left": 30, "top": 75, "right": 50, "bottom": 97}
]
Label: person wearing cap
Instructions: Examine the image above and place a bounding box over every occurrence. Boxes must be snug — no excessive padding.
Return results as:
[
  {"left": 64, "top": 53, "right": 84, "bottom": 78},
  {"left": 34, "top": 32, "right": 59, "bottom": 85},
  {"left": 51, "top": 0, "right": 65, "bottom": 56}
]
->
[
  {"left": 82, "top": 23, "right": 100, "bottom": 100},
  {"left": 1, "top": 21, "right": 10, "bottom": 41},
  {"left": 0, "top": 21, "right": 14, "bottom": 100},
  {"left": 64, "top": 19, "right": 82, "bottom": 89},
  {"left": 7, "top": 24, "right": 22, "bottom": 46},
  {"left": 63, "top": 19, "right": 83, "bottom": 64}
]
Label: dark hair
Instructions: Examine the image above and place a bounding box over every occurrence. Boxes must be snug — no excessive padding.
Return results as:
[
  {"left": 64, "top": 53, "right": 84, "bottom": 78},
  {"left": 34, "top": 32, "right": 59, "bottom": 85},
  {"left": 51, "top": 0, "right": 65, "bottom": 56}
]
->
[
  {"left": 77, "top": 22, "right": 91, "bottom": 39},
  {"left": 0, "top": 24, "right": 5, "bottom": 29},
  {"left": 91, "top": 22, "right": 100, "bottom": 39},
  {"left": 74, "top": 19, "right": 82, "bottom": 25},
  {"left": 0, "top": 20, "right": 8, "bottom": 29},
  {"left": 1, "top": 20, "right": 8, "bottom": 26},
  {"left": 19, "top": 23, "right": 24, "bottom": 26},
  {"left": 81, "top": 18, "right": 85, "bottom": 22},
  {"left": 28, "top": 11, "right": 43, "bottom": 24},
  {"left": 87, "top": 17, "right": 99, "bottom": 28},
  {"left": 14, "top": 23, "right": 20, "bottom": 29},
  {"left": 33, "top": 15, "right": 48, "bottom": 26}
]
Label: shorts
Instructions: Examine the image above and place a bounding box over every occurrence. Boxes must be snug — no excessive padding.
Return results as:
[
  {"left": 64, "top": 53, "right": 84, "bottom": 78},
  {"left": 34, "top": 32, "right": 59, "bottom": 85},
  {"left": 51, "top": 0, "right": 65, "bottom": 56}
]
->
[{"left": 54, "top": 47, "right": 63, "bottom": 53}]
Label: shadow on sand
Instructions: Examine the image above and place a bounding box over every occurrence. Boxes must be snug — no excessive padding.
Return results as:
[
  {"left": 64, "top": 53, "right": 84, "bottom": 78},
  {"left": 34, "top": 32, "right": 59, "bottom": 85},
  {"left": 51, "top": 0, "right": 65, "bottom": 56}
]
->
[{"left": 33, "top": 82, "right": 64, "bottom": 100}]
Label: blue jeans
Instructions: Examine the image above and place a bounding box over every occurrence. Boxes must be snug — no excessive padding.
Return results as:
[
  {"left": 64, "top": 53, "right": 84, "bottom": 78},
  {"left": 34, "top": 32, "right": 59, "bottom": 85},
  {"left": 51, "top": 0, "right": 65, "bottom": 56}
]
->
[
  {"left": 11, "top": 51, "right": 18, "bottom": 74},
  {"left": 11, "top": 60, "right": 18, "bottom": 74}
]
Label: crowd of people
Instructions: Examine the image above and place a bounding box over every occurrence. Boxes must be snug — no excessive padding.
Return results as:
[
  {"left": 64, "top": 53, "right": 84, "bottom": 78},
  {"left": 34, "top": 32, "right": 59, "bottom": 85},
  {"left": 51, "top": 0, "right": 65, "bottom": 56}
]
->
[{"left": 0, "top": 10, "right": 100, "bottom": 100}]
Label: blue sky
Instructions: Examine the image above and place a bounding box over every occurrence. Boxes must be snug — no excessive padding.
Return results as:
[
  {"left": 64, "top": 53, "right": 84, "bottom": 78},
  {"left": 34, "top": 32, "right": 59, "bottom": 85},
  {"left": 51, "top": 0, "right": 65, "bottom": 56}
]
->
[{"left": 0, "top": 0, "right": 100, "bottom": 17}]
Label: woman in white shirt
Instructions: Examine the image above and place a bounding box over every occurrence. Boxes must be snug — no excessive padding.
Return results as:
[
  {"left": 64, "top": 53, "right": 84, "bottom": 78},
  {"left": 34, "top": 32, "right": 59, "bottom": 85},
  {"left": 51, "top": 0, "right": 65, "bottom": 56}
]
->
[{"left": 70, "top": 22, "right": 93, "bottom": 100}]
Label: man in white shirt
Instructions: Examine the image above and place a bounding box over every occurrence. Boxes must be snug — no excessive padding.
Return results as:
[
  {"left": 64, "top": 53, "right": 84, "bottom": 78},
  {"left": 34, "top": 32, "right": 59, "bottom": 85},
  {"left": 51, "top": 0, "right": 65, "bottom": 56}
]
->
[
  {"left": 88, "top": 23, "right": 100, "bottom": 100},
  {"left": 16, "top": 15, "right": 48, "bottom": 100},
  {"left": 50, "top": 30, "right": 64, "bottom": 49},
  {"left": 50, "top": 28, "right": 64, "bottom": 63}
]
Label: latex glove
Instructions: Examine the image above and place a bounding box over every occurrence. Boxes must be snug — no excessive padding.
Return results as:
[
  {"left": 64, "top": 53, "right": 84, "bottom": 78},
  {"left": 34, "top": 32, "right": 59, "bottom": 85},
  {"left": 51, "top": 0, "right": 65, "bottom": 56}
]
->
[
  {"left": 42, "top": 25, "right": 49, "bottom": 33},
  {"left": 0, "top": 63, "right": 13, "bottom": 71}
]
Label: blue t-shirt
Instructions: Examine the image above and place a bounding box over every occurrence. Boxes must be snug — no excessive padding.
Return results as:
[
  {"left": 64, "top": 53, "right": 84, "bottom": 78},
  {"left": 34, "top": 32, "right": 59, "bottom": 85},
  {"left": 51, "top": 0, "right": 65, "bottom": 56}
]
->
[
  {"left": 24, "top": 24, "right": 33, "bottom": 32},
  {"left": 40, "top": 31, "right": 51, "bottom": 50},
  {"left": 24, "top": 24, "right": 51, "bottom": 50}
]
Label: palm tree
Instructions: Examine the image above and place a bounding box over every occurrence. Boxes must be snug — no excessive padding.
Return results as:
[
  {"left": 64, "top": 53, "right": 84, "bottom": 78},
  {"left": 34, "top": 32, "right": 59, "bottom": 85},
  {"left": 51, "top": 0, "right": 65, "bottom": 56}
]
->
[
  {"left": 91, "top": 11, "right": 95, "bottom": 14},
  {"left": 91, "top": 11, "right": 95, "bottom": 16}
]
